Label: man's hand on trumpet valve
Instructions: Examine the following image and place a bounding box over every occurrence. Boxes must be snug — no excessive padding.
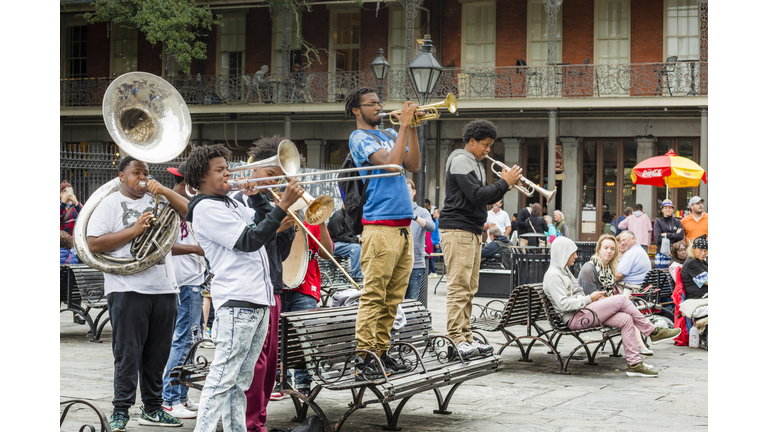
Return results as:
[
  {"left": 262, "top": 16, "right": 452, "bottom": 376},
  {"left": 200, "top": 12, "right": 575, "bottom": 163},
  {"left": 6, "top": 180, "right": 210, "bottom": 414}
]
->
[
  {"left": 500, "top": 164, "right": 523, "bottom": 189},
  {"left": 275, "top": 179, "right": 304, "bottom": 212},
  {"left": 391, "top": 101, "right": 423, "bottom": 128}
]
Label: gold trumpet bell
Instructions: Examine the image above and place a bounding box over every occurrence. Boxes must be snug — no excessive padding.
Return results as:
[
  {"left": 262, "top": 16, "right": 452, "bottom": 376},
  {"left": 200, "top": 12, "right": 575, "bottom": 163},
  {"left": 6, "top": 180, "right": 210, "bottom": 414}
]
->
[{"left": 389, "top": 93, "right": 458, "bottom": 125}]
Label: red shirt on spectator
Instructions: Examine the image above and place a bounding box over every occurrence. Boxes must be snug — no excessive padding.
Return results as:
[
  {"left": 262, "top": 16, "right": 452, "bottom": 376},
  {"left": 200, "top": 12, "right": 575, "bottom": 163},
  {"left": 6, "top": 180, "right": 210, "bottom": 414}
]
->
[{"left": 296, "top": 222, "right": 333, "bottom": 302}]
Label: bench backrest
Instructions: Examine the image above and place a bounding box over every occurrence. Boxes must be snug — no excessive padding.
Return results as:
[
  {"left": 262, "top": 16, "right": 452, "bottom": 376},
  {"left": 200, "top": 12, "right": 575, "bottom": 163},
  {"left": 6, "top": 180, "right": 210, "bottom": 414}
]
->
[
  {"left": 527, "top": 283, "right": 572, "bottom": 331},
  {"left": 68, "top": 264, "right": 107, "bottom": 308},
  {"left": 280, "top": 300, "right": 432, "bottom": 387}
]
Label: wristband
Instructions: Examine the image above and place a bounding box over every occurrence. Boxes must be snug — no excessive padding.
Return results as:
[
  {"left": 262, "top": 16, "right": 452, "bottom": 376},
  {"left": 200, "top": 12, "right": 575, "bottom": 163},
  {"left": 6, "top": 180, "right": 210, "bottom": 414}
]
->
[{"left": 412, "top": 215, "right": 418, "bottom": 221}]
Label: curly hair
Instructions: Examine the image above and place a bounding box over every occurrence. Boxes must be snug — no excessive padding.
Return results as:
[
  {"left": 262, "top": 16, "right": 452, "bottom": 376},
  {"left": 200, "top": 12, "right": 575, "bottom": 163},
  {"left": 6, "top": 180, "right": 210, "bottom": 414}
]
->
[
  {"left": 248, "top": 135, "right": 283, "bottom": 162},
  {"left": 462, "top": 119, "right": 497, "bottom": 143},
  {"left": 344, "top": 87, "right": 377, "bottom": 118},
  {"left": 60, "top": 230, "right": 73, "bottom": 249},
  {"left": 118, "top": 156, "right": 141, "bottom": 172},
  {"left": 185, "top": 144, "right": 232, "bottom": 190}
]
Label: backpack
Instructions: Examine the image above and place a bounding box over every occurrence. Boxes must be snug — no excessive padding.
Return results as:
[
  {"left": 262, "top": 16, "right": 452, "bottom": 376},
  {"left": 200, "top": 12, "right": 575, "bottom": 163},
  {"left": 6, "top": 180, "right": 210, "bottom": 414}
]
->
[{"left": 338, "top": 129, "right": 396, "bottom": 235}]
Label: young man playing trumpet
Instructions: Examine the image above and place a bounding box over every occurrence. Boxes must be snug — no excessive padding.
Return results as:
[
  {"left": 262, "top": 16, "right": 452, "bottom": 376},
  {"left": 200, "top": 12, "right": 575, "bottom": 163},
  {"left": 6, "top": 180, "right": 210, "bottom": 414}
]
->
[
  {"left": 344, "top": 87, "right": 420, "bottom": 379},
  {"left": 439, "top": 120, "right": 522, "bottom": 359},
  {"left": 87, "top": 156, "right": 190, "bottom": 430},
  {"left": 184, "top": 144, "right": 304, "bottom": 432}
]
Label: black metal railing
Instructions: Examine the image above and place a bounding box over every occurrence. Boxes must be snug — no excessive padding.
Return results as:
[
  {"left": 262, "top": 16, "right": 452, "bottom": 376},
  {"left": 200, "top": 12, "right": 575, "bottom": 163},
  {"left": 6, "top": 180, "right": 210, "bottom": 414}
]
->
[{"left": 60, "top": 61, "right": 708, "bottom": 108}]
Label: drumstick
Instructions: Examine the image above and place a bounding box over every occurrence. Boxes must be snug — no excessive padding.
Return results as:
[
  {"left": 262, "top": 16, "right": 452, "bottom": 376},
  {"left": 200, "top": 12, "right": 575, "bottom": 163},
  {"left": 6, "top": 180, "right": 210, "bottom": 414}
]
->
[{"left": 270, "top": 190, "right": 362, "bottom": 291}]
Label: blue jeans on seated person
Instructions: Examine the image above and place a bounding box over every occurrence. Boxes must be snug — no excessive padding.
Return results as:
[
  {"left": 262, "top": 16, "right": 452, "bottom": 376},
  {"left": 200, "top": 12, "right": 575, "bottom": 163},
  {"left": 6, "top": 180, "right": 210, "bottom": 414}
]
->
[
  {"left": 162, "top": 285, "right": 204, "bottom": 406},
  {"left": 281, "top": 290, "right": 319, "bottom": 389},
  {"left": 333, "top": 241, "right": 363, "bottom": 279},
  {"left": 194, "top": 306, "right": 270, "bottom": 432},
  {"left": 405, "top": 268, "right": 425, "bottom": 301}
]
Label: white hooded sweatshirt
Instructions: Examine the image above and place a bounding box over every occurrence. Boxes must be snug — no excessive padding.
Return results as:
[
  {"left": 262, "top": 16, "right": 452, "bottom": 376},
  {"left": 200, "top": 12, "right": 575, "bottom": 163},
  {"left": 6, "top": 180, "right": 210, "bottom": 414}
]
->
[{"left": 542, "top": 237, "right": 593, "bottom": 324}]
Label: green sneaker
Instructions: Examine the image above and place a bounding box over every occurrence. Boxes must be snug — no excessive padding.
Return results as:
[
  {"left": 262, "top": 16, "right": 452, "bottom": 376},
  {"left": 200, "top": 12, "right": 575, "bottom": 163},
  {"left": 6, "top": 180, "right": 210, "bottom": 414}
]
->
[
  {"left": 626, "top": 361, "right": 658, "bottom": 378},
  {"left": 137, "top": 406, "right": 183, "bottom": 427},
  {"left": 650, "top": 327, "right": 682, "bottom": 344},
  {"left": 109, "top": 412, "right": 129, "bottom": 432}
]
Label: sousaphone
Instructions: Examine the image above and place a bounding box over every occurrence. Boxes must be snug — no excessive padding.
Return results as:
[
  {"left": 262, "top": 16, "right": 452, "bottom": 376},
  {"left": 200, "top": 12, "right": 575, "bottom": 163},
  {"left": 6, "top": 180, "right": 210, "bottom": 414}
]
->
[{"left": 73, "top": 72, "right": 191, "bottom": 275}]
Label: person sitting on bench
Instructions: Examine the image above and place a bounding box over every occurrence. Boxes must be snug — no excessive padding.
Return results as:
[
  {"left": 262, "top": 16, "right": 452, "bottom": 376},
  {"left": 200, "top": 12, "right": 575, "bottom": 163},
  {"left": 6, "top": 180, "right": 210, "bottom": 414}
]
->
[
  {"left": 327, "top": 205, "right": 363, "bottom": 283},
  {"left": 480, "top": 227, "right": 511, "bottom": 269},
  {"left": 542, "top": 237, "right": 680, "bottom": 378}
]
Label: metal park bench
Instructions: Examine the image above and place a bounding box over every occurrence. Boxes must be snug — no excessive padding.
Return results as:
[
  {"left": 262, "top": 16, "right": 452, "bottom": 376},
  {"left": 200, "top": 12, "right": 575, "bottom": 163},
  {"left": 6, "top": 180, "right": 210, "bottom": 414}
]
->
[
  {"left": 60, "top": 264, "right": 111, "bottom": 342},
  {"left": 319, "top": 256, "right": 355, "bottom": 307},
  {"left": 280, "top": 300, "right": 501, "bottom": 431},
  {"left": 472, "top": 283, "right": 623, "bottom": 373}
]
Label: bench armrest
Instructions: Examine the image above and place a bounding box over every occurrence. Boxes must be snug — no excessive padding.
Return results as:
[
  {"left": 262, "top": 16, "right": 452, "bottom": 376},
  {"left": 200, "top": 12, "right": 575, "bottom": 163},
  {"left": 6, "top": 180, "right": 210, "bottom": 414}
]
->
[
  {"left": 313, "top": 349, "right": 393, "bottom": 387},
  {"left": 565, "top": 307, "right": 606, "bottom": 331},
  {"left": 388, "top": 341, "right": 428, "bottom": 374},
  {"left": 423, "top": 334, "right": 469, "bottom": 364},
  {"left": 470, "top": 301, "right": 506, "bottom": 324}
]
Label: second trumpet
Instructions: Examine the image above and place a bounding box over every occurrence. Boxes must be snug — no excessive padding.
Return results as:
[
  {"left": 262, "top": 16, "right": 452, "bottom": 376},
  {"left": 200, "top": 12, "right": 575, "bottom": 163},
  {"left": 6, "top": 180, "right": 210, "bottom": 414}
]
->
[{"left": 485, "top": 155, "right": 557, "bottom": 204}]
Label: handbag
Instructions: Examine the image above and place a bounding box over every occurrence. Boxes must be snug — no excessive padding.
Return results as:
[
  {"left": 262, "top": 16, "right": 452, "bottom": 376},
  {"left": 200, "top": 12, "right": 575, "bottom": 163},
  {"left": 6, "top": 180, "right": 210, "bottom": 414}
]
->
[{"left": 528, "top": 219, "right": 546, "bottom": 248}]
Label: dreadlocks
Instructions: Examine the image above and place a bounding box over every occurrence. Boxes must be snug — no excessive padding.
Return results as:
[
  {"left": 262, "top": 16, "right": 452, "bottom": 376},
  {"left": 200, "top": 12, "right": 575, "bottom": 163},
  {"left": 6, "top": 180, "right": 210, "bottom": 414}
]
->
[
  {"left": 185, "top": 144, "right": 232, "bottom": 190},
  {"left": 344, "top": 87, "right": 377, "bottom": 118},
  {"left": 248, "top": 135, "right": 283, "bottom": 161}
]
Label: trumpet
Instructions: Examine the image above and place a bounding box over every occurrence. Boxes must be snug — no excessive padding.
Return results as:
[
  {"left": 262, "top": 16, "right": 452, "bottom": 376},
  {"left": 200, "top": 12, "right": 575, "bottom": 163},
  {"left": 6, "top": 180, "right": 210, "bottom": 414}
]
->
[
  {"left": 380, "top": 93, "right": 457, "bottom": 127},
  {"left": 228, "top": 165, "right": 405, "bottom": 191},
  {"left": 485, "top": 155, "right": 557, "bottom": 204}
]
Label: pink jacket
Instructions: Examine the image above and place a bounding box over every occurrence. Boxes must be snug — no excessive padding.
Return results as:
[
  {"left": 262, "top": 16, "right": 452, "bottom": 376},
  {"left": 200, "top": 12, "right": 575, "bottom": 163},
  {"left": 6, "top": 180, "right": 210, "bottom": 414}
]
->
[{"left": 618, "top": 211, "right": 653, "bottom": 246}]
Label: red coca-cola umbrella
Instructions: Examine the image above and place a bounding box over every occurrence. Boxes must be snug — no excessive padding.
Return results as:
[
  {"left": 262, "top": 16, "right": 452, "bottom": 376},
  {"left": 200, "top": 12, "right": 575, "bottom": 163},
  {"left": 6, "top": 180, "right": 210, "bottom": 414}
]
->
[{"left": 631, "top": 150, "right": 707, "bottom": 199}]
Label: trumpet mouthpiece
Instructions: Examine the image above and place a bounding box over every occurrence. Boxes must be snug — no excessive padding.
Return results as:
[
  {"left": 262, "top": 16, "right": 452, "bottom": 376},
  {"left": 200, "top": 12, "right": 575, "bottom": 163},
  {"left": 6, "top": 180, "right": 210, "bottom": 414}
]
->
[
  {"left": 138, "top": 181, "right": 147, "bottom": 188},
  {"left": 378, "top": 113, "right": 388, "bottom": 117}
]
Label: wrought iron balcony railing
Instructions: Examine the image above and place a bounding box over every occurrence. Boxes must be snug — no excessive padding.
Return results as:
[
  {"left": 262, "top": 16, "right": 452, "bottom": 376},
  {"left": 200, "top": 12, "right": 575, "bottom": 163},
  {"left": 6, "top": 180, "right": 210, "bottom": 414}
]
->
[{"left": 60, "top": 61, "right": 707, "bottom": 108}]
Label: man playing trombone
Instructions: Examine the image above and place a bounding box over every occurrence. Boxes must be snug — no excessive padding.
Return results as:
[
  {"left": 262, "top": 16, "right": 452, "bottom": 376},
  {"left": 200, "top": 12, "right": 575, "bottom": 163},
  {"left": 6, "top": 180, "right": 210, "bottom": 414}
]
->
[
  {"left": 344, "top": 87, "right": 420, "bottom": 379},
  {"left": 439, "top": 120, "right": 522, "bottom": 360}
]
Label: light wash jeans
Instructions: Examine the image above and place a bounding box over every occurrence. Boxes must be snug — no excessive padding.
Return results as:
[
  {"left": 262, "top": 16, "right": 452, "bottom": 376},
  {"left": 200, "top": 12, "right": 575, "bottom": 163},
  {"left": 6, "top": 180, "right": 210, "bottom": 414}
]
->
[
  {"left": 405, "top": 268, "right": 425, "bottom": 301},
  {"left": 333, "top": 241, "right": 363, "bottom": 279},
  {"left": 194, "top": 306, "right": 270, "bottom": 432},
  {"left": 162, "top": 285, "right": 204, "bottom": 406}
]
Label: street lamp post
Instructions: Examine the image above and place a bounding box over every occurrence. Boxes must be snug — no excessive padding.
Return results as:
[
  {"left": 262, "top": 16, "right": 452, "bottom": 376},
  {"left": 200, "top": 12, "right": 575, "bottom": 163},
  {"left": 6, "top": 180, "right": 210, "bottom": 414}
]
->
[
  {"left": 371, "top": 48, "right": 390, "bottom": 102},
  {"left": 406, "top": 35, "right": 443, "bottom": 208}
]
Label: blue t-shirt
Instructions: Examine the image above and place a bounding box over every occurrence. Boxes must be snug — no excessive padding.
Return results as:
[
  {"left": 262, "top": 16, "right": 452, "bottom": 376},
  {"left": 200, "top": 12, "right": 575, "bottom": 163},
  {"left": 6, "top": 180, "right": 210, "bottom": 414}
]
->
[
  {"left": 617, "top": 243, "right": 651, "bottom": 284},
  {"left": 431, "top": 219, "right": 440, "bottom": 245},
  {"left": 348, "top": 128, "right": 413, "bottom": 221}
]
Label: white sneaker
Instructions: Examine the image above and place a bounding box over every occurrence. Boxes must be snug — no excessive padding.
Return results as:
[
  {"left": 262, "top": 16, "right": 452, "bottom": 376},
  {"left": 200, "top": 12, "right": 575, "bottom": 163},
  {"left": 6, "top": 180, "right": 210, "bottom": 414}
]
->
[
  {"left": 639, "top": 345, "right": 654, "bottom": 356},
  {"left": 183, "top": 399, "right": 198, "bottom": 411},
  {"left": 162, "top": 403, "right": 197, "bottom": 419},
  {"left": 199, "top": 340, "right": 215, "bottom": 349}
]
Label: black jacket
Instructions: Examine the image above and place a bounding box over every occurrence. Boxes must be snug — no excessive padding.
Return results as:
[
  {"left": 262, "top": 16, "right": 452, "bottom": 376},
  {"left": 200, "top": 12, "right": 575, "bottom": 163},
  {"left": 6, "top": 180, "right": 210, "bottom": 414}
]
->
[
  {"left": 523, "top": 216, "right": 548, "bottom": 238},
  {"left": 516, "top": 206, "right": 532, "bottom": 235},
  {"left": 328, "top": 208, "right": 358, "bottom": 244},
  {"left": 653, "top": 215, "right": 685, "bottom": 248},
  {"left": 440, "top": 149, "right": 509, "bottom": 234}
]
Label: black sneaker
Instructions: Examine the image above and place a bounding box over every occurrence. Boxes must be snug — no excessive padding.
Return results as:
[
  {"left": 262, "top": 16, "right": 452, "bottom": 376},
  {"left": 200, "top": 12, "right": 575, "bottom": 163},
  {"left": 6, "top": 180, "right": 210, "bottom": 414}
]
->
[
  {"left": 355, "top": 354, "right": 393, "bottom": 381},
  {"left": 381, "top": 352, "right": 410, "bottom": 374},
  {"left": 297, "top": 387, "right": 312, "bottom": 398}
]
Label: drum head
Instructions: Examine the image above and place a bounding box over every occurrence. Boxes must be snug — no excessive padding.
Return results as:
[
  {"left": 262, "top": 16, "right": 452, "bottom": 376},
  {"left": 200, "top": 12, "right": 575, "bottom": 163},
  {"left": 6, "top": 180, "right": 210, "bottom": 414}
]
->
[{"left": 283, "top": 223, "right": 309, "bottom": 289}]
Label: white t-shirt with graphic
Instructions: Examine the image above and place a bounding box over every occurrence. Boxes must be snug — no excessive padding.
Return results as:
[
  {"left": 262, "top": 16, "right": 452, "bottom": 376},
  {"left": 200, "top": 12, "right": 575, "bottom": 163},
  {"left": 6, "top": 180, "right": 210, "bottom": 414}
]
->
[
  {"left": 486, "top": 209, "right": 512, "bottom": 233},
  {"left": 173, "top": 220, "right": 206, "bottom": 287},
  {"left": 192, "top": 199, "right": 274, "bottom": 311},
  {"left": 87, "top": 192, "right": 175, "bottom": 295}
]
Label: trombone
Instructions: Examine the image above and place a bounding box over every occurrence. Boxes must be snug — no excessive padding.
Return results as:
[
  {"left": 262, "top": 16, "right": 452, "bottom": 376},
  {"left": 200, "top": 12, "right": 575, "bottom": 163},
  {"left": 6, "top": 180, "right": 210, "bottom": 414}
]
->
[
  {"left": 380, "top": 93, "right": 457, "bottom": 127},
  {"left": 485, "top": 155, "right": 557, "bottom": 204}
]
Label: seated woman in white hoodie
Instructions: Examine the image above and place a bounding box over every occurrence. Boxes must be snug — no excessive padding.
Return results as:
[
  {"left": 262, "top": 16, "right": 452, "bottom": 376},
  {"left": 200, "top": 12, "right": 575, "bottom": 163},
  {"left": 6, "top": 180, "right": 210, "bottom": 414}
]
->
[{"left": 542, "top": 237, "right": 681, "bottom": 378}]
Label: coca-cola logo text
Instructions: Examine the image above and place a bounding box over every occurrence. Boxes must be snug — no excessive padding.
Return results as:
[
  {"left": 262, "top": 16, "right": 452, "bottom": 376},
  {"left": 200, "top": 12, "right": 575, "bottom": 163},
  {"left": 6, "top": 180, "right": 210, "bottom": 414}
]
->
[{"left": 640, "top": 169, "right": 663, "bottom": 178}]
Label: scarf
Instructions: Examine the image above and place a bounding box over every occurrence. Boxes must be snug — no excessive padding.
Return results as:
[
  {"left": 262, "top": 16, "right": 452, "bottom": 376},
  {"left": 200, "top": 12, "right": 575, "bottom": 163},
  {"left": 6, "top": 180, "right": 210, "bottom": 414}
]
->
[{"left": 589, "top": 255, "right": 615, "bottom": 290}]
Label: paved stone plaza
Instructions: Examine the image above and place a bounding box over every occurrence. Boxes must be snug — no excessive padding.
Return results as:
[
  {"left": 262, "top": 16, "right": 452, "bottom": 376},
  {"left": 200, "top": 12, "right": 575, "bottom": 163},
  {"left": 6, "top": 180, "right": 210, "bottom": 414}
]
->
[{"left": 60, "top": 278, "right": 708, "bottom": 431}]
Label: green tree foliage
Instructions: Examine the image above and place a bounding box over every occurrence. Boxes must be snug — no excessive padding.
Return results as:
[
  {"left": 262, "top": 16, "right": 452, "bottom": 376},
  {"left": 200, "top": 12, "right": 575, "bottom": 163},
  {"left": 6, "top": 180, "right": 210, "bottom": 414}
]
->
[{"left": 84, "top": 0, "right": 220, "bottom": 75}]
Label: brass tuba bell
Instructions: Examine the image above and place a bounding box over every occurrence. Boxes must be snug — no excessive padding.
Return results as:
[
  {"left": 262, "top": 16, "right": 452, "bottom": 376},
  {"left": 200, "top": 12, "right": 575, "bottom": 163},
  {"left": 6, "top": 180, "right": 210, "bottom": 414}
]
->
[{"left": 73, "top": 72, "right": 191, "bottom": 275}]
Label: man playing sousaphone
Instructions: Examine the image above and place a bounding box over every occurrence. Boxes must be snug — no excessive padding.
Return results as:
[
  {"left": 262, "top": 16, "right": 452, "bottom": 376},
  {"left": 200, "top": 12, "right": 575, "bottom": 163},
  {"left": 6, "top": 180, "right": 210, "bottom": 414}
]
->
[{"left": 87, "top": 156, "right": 190, "bottom": 430}]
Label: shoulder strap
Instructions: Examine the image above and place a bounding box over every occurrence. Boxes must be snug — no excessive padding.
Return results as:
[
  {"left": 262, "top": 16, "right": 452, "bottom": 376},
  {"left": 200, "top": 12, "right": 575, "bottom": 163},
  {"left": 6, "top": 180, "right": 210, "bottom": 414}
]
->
[
  {"left": 380, "top": 129, "right": 396, "bottom": 143},
  {"left": 64, "top": 251, "right": 72, "bottom": 264},
  {"left": 528, "top": 219, "right": 537, "bottom": 233},
  {"left": 359, "top": 129, "right": 383, "bottom": 145}
]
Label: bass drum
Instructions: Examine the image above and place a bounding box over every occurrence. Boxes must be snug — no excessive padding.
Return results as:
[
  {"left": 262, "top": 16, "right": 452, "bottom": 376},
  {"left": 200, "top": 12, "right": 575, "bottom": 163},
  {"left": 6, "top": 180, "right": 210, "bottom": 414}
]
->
[{"left": 282, "top": 222, "right": 309, "bottom": 289}]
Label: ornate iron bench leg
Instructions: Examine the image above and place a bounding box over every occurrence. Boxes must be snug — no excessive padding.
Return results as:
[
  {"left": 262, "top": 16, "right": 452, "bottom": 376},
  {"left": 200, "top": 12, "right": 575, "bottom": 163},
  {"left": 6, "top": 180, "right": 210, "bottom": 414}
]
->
[
  {"left": 433, "top": 382, "right": 462, "bottom": 415},
  {"left": 90, "top": 309, "right": 110, "bottom": 342},
  {"left": 60, "top": 399, "right": 110, "bottom": 432}
]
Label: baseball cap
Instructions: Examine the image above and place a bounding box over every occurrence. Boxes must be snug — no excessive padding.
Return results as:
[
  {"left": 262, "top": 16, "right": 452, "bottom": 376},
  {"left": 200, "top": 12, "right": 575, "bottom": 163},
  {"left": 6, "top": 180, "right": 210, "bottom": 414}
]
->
[
  {"left": 167, "top": 161, "right": 186, "bottom": 178},
  {"left": 661, "top": 199, "right": 673, "bottom": 208},
  {"left": 688, "top": 196, "right": 703, "bottom": 207}
]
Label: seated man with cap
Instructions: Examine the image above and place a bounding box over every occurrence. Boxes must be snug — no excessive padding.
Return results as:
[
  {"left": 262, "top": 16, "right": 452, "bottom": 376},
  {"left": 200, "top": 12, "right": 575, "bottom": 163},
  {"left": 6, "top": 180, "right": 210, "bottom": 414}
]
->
[
  {"left": 615, "top": 230, "right": 651, "bottom": 296},
  {"left": 653, "top": 199, "right": 685, "bottom": 269},
  {"left": 682, "top": 196, "right": 708, "bottom": 244}
]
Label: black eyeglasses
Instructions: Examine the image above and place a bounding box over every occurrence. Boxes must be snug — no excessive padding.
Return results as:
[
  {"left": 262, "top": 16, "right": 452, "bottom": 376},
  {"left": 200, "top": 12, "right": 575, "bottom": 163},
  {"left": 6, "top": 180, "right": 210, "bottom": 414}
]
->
[{"left": 359, "top": 102, "right": 383, "bottom": 108}]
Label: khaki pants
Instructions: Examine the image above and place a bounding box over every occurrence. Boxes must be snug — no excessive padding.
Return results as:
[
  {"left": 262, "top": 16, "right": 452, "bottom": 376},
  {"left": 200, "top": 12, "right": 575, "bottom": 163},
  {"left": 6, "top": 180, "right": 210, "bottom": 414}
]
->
[
  {"left": 518, "top": 238, "right": 528, "bottom": 247},
  {"left": 355, "top": 225, "right": 414, "bottom": 355},
  {"left": 441, "top": 229, "right": 483, "bottom": 345}
]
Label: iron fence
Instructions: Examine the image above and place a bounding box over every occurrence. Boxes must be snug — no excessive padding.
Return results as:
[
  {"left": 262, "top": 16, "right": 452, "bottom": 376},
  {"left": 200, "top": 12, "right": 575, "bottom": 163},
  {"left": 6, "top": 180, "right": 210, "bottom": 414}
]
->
[{"left": 60, "top": 61, "right": 707, "bottom": 108}]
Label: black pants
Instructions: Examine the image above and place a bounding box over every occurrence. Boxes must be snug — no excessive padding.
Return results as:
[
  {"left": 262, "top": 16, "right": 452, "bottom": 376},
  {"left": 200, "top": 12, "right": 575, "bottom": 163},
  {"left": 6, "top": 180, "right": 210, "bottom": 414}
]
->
[{"left": 107, "top": 291, "right": 177, "bottom": 414}]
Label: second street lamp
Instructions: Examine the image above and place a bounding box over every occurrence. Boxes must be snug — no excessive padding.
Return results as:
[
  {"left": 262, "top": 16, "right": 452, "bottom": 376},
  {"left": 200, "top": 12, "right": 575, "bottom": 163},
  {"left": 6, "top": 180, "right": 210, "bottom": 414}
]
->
[
  {"left": 406, "top": 35, "right": 443, "bottom": 209},
  {"left": 371, "top": 48, "right": 390, "bottom": 101}
]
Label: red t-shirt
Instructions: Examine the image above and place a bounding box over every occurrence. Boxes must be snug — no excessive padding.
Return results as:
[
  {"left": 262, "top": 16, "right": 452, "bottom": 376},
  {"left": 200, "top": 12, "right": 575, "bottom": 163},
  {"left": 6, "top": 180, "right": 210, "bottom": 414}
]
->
[{"left": 296, "top": 222, "right": 333, "bottom": 302}]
